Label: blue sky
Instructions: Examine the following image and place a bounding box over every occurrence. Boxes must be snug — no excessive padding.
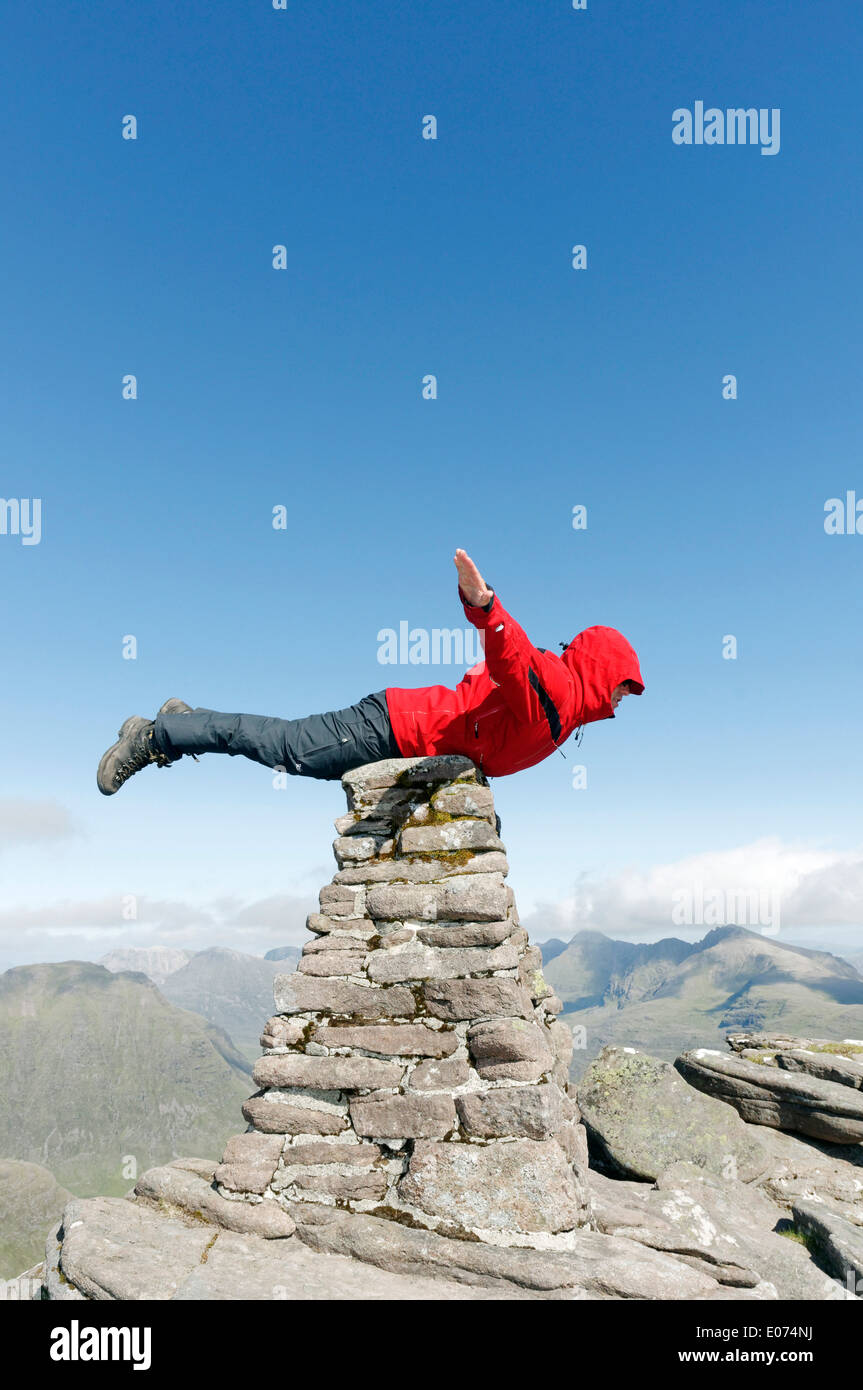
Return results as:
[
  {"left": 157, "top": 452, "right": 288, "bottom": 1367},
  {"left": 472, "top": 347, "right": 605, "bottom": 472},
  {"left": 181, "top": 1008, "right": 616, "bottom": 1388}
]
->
[{"left": 2, "top": 0, "right": 862, "bottom": 969}]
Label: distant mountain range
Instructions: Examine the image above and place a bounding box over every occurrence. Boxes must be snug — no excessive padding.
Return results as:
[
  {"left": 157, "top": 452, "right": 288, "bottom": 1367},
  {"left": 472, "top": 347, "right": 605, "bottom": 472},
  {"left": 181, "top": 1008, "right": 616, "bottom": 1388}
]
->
[
  {"left": 100, "top": 946, "right": 195, "bottom": 987},
  {"left": 0, "top": 961, "right": 252, "bottom": 1208},
  {"left": 100, "top": 944, "right": 301, "bottom": 1062},
  {"left": 538, "top": 938, "right": 570, "bottom": 966},
  {"left": 541, "top": 926, "right": 863, "bottom": 1078},
  {"left": 0, "top": 949, "right": 312, "bottom": 1280},
  {"left": 98, "top": 934, "right": 863, "bottom": 1085}
]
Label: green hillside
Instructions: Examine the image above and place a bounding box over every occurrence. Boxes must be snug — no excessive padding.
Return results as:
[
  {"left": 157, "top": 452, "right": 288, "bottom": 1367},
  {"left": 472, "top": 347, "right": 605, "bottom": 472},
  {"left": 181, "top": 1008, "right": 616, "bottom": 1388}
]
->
[
  {"left": 0, "top": 961, "right": 251, "bottom": 1199},
  {"left": 0, "top": 1160, "right": 71, "bottom": 1279}
]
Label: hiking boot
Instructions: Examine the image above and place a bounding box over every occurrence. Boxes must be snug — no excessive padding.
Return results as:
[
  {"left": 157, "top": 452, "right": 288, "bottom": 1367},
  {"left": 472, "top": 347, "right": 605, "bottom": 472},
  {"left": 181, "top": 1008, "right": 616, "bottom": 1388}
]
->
[
  {"left": 97, "top": 716, "right": 174, "bottom": 796},
  {"left": 158, "top": 698, "right": 194, "bottom": 716},
  {"left": 157, "top": 698, "right": 200, "bottom": 762}
]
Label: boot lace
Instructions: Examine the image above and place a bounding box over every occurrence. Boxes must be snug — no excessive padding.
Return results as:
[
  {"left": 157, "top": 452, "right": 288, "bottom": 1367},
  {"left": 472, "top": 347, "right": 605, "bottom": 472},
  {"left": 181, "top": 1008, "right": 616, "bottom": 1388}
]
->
[{"left": 113, "top": 740, "right": 171, "bottom": 787}]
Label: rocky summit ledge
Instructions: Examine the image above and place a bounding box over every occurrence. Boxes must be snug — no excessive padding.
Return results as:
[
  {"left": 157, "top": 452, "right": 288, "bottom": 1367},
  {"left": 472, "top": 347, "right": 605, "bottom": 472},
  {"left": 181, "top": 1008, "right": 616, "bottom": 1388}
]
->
[
  {"left": 675, "top": 1048, "right": 863, "bottom": 1144},
  {"left": 28, "top": 1119, "right": 860, "bottom": 1301},
  {"left": 41, "top": 1190, "right": 518, "bottom": 1302},
  {"left": 32, "top": 1158, "right": 783, "bottom": 1301},
  {"left": 725, "top": 1032, "right": 863, "bottom": 1090}
]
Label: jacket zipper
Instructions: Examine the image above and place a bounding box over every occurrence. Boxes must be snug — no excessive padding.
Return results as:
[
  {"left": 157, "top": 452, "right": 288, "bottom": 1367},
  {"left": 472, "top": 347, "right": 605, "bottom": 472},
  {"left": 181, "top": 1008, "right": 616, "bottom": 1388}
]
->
[{"left": 527, "top": 666, "right": 563, "bottom": 746}]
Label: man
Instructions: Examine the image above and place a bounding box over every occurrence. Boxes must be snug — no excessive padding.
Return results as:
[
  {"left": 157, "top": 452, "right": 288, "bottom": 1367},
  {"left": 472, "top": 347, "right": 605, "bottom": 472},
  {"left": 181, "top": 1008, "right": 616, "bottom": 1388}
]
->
[{"left": 97, "top": 549, "right": 645, "bottom": 794}]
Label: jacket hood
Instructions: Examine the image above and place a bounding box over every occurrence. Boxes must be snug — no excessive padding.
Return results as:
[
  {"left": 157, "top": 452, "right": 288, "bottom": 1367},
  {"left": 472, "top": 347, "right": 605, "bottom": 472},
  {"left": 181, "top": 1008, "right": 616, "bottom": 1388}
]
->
[{"left": 561, "top": 626, "right": 645, "bottom": 725}]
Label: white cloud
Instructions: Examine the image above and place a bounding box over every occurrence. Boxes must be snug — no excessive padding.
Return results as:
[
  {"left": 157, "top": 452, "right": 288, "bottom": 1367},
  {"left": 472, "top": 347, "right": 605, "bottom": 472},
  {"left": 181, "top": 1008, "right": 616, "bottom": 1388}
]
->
[
  {"left": 0, "top": 800, "right": 78, "bottom": 846},
  {"left": 520, "top": 837, "right": 863, "bottom": 940},
  {"left": 5, "top": 838, "right": 863, "bottom": 970},
  {"left": 0, "top": 892, "right": 314, "bottom": 969}
]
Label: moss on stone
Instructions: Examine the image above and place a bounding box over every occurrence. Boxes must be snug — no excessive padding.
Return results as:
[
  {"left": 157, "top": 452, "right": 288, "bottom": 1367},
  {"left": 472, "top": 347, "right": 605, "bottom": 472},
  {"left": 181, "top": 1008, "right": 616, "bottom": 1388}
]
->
[
  {"left": 410, "top": 808, "right": 480, "bottom": 828},
  {"left": 778, "top": 1224, "right": 815, "bottom": 1252},
  {"left": 435, "top": 1221, "right": 481, "bottom": 1243},
  {"left": 402, "top": 848, "right": 478, "bottom": 867},
  {"left": 367, "top": 1204, "right": 426, "bottom": 1230},
  {"left": 364, "top": 1202, "right": 482, "bottom": 1244},
  {"left": 199, "top": 1231, "right": 219, "bottom": 1264},
  {"left": 155, "top": 1197, "right": 215, "bottom": 1229}
]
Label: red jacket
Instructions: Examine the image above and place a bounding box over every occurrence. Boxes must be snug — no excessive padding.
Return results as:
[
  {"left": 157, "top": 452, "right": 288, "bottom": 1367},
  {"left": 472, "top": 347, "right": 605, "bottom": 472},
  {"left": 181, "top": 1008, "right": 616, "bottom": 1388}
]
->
[{"left": 385, "top": 590, "right": 645, "bottom": 777}]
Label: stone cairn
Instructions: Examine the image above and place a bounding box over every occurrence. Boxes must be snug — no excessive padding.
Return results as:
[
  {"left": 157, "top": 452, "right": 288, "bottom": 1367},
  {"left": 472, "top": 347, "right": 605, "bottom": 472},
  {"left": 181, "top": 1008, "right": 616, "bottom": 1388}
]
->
[{"left": 213, "top": 755, "right": 592, "bottom": 1248}]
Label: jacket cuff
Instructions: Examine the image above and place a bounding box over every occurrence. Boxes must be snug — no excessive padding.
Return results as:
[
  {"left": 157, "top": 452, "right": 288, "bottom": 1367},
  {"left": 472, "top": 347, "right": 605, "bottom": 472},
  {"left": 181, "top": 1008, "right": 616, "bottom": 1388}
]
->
[{"left": 460, "top": 588, "right": 502, "bottom": 629}]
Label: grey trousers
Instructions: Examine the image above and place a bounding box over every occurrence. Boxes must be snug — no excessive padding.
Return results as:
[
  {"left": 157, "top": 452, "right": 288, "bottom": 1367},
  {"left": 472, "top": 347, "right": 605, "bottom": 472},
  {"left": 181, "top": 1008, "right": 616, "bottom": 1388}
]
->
[{"left": 152, "top": 690, "right": 401, "bottom": 781}]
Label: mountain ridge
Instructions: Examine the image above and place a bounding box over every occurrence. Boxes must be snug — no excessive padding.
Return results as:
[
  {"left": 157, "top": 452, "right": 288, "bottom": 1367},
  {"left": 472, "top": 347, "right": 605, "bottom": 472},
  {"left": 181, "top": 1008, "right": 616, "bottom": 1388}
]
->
[{"left": 541, "top": 926, "right": 863, "bottom": 1077}]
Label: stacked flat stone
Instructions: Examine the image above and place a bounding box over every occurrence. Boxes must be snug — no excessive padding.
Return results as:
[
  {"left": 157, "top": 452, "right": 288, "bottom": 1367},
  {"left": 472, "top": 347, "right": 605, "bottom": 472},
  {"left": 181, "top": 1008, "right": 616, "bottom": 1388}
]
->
[{"left": 214, "top": 755, "right": 592, "bottom": 1248}]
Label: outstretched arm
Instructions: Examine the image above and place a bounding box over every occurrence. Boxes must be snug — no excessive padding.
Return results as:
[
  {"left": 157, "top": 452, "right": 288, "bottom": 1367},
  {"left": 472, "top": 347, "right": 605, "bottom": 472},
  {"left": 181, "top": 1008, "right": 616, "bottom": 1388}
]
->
[
  {"left": 453, "top": 549, "right": 571, "bottom": 731},
  {"left": 454, "top": 548, "right": 494, "bottom": 609}
]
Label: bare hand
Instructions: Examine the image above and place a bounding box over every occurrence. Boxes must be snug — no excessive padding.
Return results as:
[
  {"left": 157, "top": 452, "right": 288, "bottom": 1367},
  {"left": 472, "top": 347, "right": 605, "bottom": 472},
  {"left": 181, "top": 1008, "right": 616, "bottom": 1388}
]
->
[{"left": 454, "top": 549, "right": 493, "bottom": 607}]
